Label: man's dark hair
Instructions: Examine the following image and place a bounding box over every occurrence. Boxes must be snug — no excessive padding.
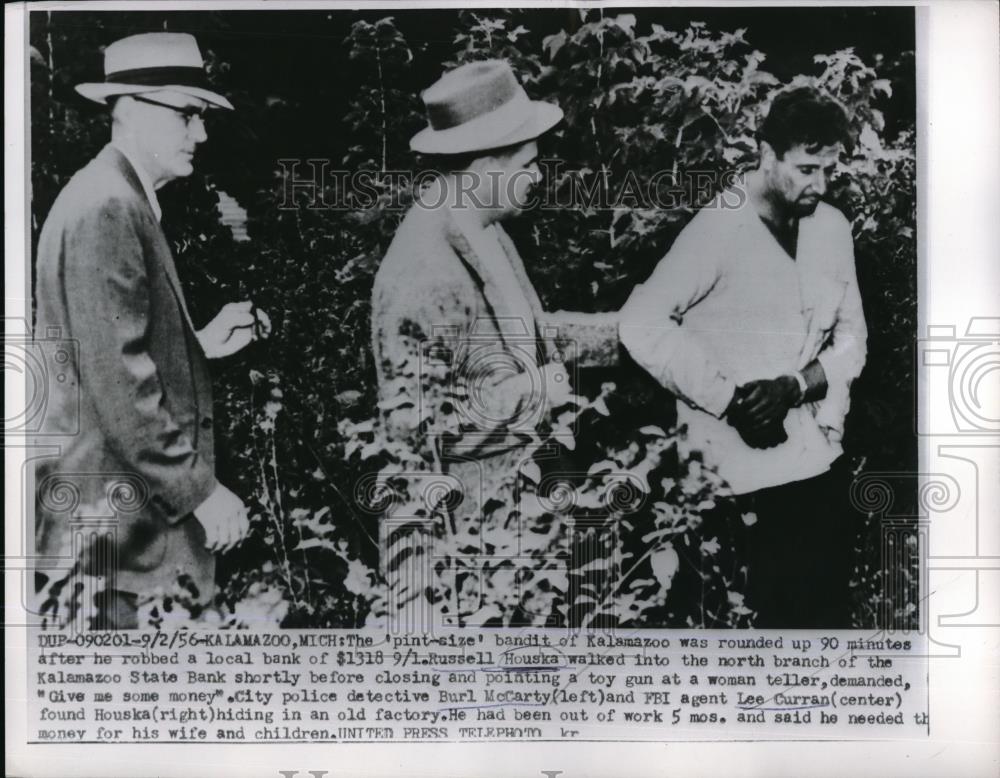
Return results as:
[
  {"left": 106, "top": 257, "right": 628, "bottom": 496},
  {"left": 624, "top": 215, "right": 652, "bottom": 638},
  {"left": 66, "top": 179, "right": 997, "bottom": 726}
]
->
[{"left": 758, "top": 86, "right": 853, "bottom": 158}]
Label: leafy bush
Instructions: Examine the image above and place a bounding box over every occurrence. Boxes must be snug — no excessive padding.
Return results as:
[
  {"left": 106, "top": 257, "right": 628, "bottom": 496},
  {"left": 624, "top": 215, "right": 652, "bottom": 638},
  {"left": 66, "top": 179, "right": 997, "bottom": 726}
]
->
[{"left": 31, "top": 9, "right": 916, "bottom": 630}]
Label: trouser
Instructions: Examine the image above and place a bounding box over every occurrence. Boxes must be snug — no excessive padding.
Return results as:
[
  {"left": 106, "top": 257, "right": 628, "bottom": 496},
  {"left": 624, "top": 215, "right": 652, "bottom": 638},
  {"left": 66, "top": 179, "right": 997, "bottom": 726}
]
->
[
  {"left": 743, "top": 461, "right": 855, "bottom": 629},
  {"left": 93, "top": 589, "right": 139, "bottom": 630},
  {"left": 35, "top": 570, "right": 140, "bottom": 630}
]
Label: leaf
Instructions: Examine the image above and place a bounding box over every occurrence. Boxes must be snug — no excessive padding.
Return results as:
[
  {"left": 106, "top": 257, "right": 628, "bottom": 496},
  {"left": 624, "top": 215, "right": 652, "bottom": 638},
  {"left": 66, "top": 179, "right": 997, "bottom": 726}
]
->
[
  {"left": 463, "top": 603, "right": 504, "bottom": 624},
  {"left": 348, "top": 419, "right": 375, "bottom": 435},
  {"left": 590, "top": 397, "right": 611, "bottom": 416},
  {"left": 621, "top": 468, "right": 652, "bottom": 494},
  {"left": 295, "top": 537, "right": 339, "bottom": 552},
  {"left": 638, "top": 425, "right": 668, "bottom": 438},
  {"left": 612, "top": 14, "right": 637, "bottom": 37},
  {"left": 649, "top": 543, "right": 680, "bottom": 589},
  {"left": 543, "top": 31, "right": 567, "bottom": 61},
  {"left": 871, "top": 78, "right": 892, "bottom": 97},
  {"left": 642, "top": 527, "right": 683, "bottom": 545},
  {"left": 722, "top": 146, "right": 744, "bottom": 164},
  {"left": 859, "top": 123, "right": 883, "bottom": 154},
  {"left": 377, "top": 393, "right": 413, "bottom": 410},
  {"left": 520, "top": 460, "right": 542, "bottom": 484},
  {"left": 360, "top": 441, "right": 384, "bottom": 460},
  {"left": 518, "top": 493, "right": 550, "bottom": 521},
  {"left": 700, "top": 538, "right": 721, "bottom": 556},
  {"left": 683, "top": 75, "right": 714, "bottom": 96},
  {"left": 587, "top": 460, "right": 616, "bottom": 476},
  {"left": 578, "top": 557, "right": 611, "bottom": 574},
  {"left": 336, "top": 389, "right": 362, "bottom": 407}
]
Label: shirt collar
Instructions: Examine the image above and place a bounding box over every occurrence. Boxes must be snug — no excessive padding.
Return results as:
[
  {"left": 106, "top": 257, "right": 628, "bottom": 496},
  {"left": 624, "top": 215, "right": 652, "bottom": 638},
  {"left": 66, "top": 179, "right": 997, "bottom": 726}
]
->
[{"left": 111, "top": 140, "right": 162, "bottom": 222}]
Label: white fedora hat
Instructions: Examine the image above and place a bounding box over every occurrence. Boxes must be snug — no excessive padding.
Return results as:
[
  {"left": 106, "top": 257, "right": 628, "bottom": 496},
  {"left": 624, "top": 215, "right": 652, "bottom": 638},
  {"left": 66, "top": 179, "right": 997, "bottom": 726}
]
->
[
  {"left": 410, "top": 60, "right": 562, "bottom": 155},
  {"left": 76, "top": 32, "right": 233, "bottom": 110}
]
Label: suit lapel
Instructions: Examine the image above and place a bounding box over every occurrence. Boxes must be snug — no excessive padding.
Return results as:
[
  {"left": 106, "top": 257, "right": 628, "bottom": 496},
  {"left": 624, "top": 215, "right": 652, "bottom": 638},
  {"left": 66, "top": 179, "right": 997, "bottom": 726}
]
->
[
  {"left": 494, "top": 225, "right": 558, "bottom": 361},
  {"left": 445, "top": 208, "right": 537, "bottom": 343},
  {"left": 149, "top": 230, "right": 199, "bottom": 336},
  {"left": 99, "top": 146, "right": 199, "bottom": 335}
]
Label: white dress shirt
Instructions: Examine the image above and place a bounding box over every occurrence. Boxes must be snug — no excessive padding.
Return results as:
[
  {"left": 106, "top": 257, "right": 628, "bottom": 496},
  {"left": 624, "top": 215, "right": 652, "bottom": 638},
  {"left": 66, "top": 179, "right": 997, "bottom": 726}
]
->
[{"left": 620, "top": 193, "right": 868, "bottom": 495}]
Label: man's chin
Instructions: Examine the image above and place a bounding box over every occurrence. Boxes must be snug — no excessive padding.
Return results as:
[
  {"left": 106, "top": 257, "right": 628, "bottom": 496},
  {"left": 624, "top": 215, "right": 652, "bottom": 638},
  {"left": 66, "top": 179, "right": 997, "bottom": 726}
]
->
[
  {"left": 795, "top": 199, "right": 819, "bottom": 216},
  {"left": 172, "top": 158, "right": 195, "bottom": 178}
]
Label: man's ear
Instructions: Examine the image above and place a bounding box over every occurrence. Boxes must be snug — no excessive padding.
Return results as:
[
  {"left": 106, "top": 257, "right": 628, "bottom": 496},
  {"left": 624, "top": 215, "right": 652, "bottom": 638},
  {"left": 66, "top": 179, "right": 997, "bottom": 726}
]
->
[
  {"left": 110, "top": 95, "right": 133, "bottom": 125},
  {"left": 758, "top": 139, "right": 778, "bottom": 169}
]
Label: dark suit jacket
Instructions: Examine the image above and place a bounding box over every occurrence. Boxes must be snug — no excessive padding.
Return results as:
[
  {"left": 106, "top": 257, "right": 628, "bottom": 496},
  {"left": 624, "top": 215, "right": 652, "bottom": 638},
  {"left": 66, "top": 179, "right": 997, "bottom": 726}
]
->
[{"left": 34, "top": 144, "right": 217, "bottom": 599}]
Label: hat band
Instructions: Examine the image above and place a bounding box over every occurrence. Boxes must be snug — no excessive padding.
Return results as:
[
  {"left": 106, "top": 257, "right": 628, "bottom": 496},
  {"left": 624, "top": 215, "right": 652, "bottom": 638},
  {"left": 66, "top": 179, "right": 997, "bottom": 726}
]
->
[
  {"left": 105, "top": 66, "right": 209, "bottom": 89},
  {"left": 427, "top": 82, "right": 523, "bottom": 130},
  {"left": 412, "top": 91, "right": 543, "bottom": 154}
]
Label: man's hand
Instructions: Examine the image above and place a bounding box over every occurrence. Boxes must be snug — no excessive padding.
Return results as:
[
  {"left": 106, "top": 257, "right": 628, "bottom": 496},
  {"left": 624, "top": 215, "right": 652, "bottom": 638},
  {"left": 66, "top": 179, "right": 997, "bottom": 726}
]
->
[
  {"left": 197, "top": 301, "right": 271, "bottom": 359},
  {"left": 735, "top": 376, "right": 800, "bottom": 429},
  {"left": 193, "top": 483, "right": 249, "bottom": 552},
  {"left": 726, "top": 391, "right": 787, "bottom": 448},
  {"left": 724, "top": 380, "right": 797, "bottom": 449}
]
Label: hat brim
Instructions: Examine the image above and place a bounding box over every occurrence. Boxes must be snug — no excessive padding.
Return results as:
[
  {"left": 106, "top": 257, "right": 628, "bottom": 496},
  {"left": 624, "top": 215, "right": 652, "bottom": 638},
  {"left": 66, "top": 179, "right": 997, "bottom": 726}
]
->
[
  {"left": 411, "top": 101, "right": 562, "bottom": 155},
  {"left": 75, "top": 82, "right": 234, "bottom": 110}
]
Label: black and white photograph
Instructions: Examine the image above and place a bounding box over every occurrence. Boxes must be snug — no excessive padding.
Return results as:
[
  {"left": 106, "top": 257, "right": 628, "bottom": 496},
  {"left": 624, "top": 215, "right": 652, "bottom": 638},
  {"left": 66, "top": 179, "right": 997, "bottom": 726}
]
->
[
  {"left": 5, "top": 1, "right": 1000, "bottom": 775},
  {"left": 25, "top": 5, "right": 919, "bottom": 631}
]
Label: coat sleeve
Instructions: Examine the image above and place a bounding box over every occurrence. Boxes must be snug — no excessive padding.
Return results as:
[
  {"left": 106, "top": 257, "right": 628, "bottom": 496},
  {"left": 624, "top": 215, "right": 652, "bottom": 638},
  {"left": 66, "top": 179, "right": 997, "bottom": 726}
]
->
[
  {"left": 374, "top": 282, "right": 548, "bottom": 464},
  {"left": 63, "top": 196, "right": 216, "bottom": 522},
  {"left": 618, "top": 217, "right": 737, "bottom": 417},
  {"left": 537, "top": 310, "right": 620, "bottom": 368},
  {"left": 375, "top": 307, "right": 537, "bottom": 458},
  {"left": 814, "top": 217, "right": 868, "bottom": 439}
]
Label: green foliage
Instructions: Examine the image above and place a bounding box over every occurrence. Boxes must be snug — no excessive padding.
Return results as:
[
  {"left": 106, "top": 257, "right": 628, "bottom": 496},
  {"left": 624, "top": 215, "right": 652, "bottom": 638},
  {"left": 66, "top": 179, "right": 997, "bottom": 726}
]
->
[
  {"left": 31, "top": 11, "right": 916, "bottom": 630},
  {"left": 342, "top": 379, "right": 751, "bottom": 628}
]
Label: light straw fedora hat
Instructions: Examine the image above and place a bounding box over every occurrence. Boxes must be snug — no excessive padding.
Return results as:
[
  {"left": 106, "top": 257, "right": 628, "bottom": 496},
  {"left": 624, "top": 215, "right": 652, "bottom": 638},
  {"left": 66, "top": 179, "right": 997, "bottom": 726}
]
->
[
  {"left": 410, "top": 60, "right": 562, "bottom": 155},
  {"left": 76, "top": 32, "right": 233, "bottom": 110}
]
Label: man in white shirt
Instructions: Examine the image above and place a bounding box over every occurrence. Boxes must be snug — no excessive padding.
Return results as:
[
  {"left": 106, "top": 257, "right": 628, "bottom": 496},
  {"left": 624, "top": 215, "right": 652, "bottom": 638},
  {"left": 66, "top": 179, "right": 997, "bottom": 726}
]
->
[{"left": 620, "top": 86, "right": 867, "bottom": 627}]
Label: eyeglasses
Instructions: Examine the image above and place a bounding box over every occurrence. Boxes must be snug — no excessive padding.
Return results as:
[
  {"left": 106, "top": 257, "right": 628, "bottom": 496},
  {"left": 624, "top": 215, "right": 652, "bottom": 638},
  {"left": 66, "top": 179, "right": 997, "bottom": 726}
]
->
[{"left": 130, "top": 95, "right": 208, "bottom": 126}]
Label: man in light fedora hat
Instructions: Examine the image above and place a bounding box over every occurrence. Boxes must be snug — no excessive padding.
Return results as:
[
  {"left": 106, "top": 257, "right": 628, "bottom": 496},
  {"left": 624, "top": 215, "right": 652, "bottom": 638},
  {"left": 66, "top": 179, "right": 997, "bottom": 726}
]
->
[
  {"left": 371, "top": 59, "right": 616, "bottom": 621},
  {"left": 34, "top": 32, "right": 270, "bottom": 628}
]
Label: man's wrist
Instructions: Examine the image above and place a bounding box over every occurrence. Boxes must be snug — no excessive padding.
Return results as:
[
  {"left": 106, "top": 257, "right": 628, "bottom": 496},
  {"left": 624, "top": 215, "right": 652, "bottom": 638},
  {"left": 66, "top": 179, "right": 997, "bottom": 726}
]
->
[
  {"left": 790, "top": 371, "right": 808, "bottom": 404},
  {"left": 779, "top": 374, "right": 805, "bottom": 406},
  {"left": 193, "top": 481, "right": 226, "bottom": 521}
]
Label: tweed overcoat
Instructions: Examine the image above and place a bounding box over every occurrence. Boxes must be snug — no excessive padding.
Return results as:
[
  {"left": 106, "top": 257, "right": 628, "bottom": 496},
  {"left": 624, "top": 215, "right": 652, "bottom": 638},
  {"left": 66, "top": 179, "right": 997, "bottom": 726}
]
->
[
  {"left": 373, "top": 186, "right": 618, "bottom": 524},
  {"left": 371, "top": 185, "right": 617, "bottom": 469},
  {"left": 34, "top": 144, "right": 217, "bottom": 599}
]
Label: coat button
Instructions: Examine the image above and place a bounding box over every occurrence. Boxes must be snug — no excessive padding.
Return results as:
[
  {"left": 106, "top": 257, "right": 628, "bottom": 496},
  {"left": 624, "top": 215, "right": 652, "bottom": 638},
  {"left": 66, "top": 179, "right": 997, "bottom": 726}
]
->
[{"left": 201, "top": 416, "right": 213, "bottom": 429}]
